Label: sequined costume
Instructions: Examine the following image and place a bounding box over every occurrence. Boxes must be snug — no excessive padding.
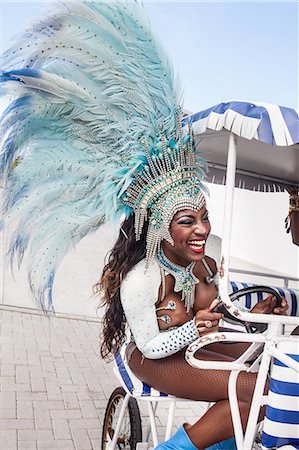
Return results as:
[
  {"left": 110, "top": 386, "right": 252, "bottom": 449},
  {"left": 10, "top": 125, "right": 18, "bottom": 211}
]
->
[
  {"left": 121, "top": 236, "right": 225, "bottom": 360},
  {"left": 121, "top": 252, "right": 258, "bottom": 427},
  {"left": 121, "top": 257, "right": 200, "bottom": 359}
]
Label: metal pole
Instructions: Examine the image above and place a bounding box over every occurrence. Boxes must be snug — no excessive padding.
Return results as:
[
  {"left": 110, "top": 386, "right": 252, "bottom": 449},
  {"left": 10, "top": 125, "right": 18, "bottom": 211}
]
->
[
  {"left": 221, "top": 133, "right": 237, "bottom": 267},
  {"left": 218, "top": 133, "right": 237, "bottom": 306},
  {"left": 243, "top": 322, "right": 280, "bottom": 449},
  {"left": 228, "top": 371, "right": 244, "bottom": 449}
]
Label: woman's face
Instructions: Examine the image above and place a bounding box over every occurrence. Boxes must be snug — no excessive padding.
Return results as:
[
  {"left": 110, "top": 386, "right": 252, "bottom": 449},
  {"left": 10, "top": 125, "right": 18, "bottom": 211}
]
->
[{"left": 162, "top": 207, "right": 211, "bottom": 266}]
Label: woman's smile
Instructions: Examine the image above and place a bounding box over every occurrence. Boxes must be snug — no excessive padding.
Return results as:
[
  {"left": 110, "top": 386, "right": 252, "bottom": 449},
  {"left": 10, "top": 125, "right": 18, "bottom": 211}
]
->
[{"left": 187, "top": 238, "right": 206, "bottom": 253}]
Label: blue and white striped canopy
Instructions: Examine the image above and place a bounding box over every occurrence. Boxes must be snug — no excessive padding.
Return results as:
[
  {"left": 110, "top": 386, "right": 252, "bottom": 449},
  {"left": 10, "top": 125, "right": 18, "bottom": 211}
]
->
[{"left": 183, "top": 101, "right": 299, "bottom": 192}]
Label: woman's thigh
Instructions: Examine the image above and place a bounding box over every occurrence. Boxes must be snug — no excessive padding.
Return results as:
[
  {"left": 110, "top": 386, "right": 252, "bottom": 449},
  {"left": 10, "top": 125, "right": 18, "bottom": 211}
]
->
[
  {"left": 205, "top": 341, "right": 251, "bottom": 359},
  {"left": 127, "top": 345, "right": 258, "bottom": 402}
]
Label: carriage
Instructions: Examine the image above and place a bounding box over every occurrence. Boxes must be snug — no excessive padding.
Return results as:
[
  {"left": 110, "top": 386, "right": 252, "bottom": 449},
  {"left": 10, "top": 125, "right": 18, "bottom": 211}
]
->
[{"left": 101, "top": 101, "right": 299, "bottom": 450}]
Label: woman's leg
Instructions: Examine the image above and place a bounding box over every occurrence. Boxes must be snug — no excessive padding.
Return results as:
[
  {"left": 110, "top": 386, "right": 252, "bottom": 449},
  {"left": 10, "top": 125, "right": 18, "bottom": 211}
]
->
[
  {"left": 128, "top": 347, "right": 266, "bottom": 449},
  {"left": 186, "top": 366, "right": 264, "bottom": 448}
]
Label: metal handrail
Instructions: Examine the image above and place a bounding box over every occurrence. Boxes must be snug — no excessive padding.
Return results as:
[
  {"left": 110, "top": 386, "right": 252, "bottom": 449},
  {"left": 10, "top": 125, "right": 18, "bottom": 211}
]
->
[{"left": 229, "top": 268, "right": 299, "bottom": 288}]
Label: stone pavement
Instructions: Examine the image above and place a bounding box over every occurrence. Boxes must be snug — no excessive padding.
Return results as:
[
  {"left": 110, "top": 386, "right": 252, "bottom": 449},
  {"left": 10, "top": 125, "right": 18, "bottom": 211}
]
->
[{"left": 0, "top": 305, "right": 205, "bottom": 450}]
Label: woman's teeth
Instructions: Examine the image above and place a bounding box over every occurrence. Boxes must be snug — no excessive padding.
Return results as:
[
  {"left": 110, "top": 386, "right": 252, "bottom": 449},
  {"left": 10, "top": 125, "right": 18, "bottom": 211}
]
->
[{"left": 188, "top": 240, "right": 205, "bottom": 251}]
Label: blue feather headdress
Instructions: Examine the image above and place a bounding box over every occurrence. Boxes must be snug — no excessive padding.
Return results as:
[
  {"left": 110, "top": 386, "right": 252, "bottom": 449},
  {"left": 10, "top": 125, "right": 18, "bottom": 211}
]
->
[{"left": 0, "top": 1, "right": 207, "bottom": 310}]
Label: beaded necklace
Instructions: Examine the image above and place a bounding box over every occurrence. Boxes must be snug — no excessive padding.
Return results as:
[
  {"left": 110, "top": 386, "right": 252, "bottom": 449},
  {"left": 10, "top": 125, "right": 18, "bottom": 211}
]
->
[{"left": 156, "top": 249, "right": 199, "bottom": 313}]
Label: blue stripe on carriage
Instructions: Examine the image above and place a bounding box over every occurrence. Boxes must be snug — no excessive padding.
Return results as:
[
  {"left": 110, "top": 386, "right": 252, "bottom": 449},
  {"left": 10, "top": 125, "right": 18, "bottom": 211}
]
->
[
  {"left": 269, "top": 378, "right": 299, "bottom": 396},
  {"left": 279, "top": 106, "right": 299, "bottom": 144},
  {"left": 230, "top": 282, "right": 239, "bottom": 293},
  {"left": 276, "top": 287, "right": 285, "bottom": 298},
  {"left": 238, "top": 283, "right": 252, "bottom": 309},
  {"left": 115, "top": 352, "right": 134, "bottom": 394},
  {"left": 288, "top": 289, "right": 298, "bottom": 317},
  {"left": 141, "top": 383, "right": 167, "bottom": 397},
  {"left": 142, "top": 383, "right": 151, "bottom": 396},
  {"left": 261, "top": 432, "right": 299, "bottom": 449},
  {"left": 257, "top": 290, "right": 263, "bottom": 302},
  {"left": 266, "top": 405, "right": 299, "bottom": 424},
  {"left": 274, "top": 354, "right": 299, "bottom": 366}
]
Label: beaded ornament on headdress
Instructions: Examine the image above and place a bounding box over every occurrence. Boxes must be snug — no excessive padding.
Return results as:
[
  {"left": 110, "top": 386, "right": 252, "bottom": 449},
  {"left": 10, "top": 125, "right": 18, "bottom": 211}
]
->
[{"left": 122, "top": 107, "right": 206, "bottom": 266}]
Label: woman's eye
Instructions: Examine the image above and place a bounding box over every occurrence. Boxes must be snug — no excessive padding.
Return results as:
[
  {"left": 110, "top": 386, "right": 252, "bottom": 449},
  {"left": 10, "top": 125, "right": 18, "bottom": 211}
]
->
[{"left": 177, "top": 218, "right": 193, "bottom": 225}]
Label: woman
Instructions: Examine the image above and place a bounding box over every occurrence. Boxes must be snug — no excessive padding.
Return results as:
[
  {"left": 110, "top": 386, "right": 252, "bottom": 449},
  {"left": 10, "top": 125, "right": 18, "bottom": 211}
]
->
[{"left": 99, "top": 201, "right": 288, "bottom": 450}]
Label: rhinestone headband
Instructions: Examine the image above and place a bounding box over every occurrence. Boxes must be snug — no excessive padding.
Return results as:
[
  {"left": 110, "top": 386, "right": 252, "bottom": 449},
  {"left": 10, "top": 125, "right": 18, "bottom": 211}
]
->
[{"left": 122, "top": 108, "right": 206, "bottom": 265}]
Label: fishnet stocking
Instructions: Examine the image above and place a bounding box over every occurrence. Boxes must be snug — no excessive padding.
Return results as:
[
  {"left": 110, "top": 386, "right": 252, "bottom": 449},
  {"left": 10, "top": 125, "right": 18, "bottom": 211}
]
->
[{"left": 128, "top": 344, "right": 267, "bottom": 448}]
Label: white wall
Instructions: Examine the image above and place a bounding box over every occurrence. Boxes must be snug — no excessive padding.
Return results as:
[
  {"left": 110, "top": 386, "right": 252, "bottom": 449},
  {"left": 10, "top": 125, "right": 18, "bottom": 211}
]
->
[
  {"left": 206, "top": 184, "right": 299, "bottom": 280},
  {"left": 1, "top": 222, "right": 118, "bottom": 316}
]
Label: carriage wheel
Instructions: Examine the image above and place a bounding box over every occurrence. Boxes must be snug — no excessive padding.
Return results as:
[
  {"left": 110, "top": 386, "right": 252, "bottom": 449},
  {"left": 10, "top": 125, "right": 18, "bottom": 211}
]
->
[{"left": 101, "top": 387, "right": 142, "bottom": 450}]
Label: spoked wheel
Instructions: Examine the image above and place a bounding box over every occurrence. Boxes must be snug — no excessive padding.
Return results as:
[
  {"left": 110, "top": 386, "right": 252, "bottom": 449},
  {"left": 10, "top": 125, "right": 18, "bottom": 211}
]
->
[{"left": 101, "top": 387, "right": 142, "bottom": 450}]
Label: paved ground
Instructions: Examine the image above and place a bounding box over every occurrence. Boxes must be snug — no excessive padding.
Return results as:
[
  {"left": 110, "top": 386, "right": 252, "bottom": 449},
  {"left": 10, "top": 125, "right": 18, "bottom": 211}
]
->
[{"left": 0, "top": 305, "right": 205, "bottom": 450}]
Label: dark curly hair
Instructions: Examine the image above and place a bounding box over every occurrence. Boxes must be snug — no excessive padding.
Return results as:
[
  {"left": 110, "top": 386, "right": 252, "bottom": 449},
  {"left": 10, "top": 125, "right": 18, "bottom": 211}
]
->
[{"left": 96, "top": 214, "right": 148, "bottom": 360}]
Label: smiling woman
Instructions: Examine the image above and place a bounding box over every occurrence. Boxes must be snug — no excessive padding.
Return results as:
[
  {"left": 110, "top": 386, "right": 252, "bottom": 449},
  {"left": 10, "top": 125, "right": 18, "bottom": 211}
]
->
[{"left": 99, "top": 201, "right": 288, "bottom": 449}]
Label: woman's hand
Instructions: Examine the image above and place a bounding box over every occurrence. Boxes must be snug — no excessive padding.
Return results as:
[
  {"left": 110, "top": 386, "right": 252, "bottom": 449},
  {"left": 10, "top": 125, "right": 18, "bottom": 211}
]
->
[
  {"left": 194, "top": 298, "right": 224, "bottom": 335},
  {"left": 250, "top": 295, "right": 288, "bottom": 315}
]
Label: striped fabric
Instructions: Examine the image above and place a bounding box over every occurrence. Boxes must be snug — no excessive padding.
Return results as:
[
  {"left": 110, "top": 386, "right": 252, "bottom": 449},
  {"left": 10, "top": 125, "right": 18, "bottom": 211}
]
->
[
  {"left": 261, "top": 341, "right": 299, "bottom": 449},
  {"left": 114, "top": 283, "right": 299, "bottom": 398},
  {"left": 229, "top": 282, "right": 299, "bottom": 317},
  {"left": 182, "top": 101, "right": 299, "bottom": 147},
  {"left": 114, "top": 341, "right": 169, "bottom": 398}
]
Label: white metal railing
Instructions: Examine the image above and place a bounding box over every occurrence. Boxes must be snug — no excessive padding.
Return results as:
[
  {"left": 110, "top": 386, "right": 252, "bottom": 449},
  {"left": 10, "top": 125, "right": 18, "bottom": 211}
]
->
[{"left": 229, "top": 268, "right": 299, "bottom": 288}]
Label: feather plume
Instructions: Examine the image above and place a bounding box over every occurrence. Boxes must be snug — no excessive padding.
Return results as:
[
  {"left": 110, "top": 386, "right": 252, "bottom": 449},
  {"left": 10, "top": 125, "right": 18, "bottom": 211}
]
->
[{"left": 0, "top": 1, "right": 196, "bottom": 309}]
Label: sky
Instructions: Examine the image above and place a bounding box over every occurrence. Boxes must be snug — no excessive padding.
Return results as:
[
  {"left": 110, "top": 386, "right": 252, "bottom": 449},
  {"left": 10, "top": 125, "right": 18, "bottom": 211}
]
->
[
  {"left": 0, "top": 1, "right": 298, "bottom": 286},
  {"left": 1, "top": 1, "right": 298, "bottom": 112},
  {"left": 145, "top": 1, "right": 298, "bottom": 112}
]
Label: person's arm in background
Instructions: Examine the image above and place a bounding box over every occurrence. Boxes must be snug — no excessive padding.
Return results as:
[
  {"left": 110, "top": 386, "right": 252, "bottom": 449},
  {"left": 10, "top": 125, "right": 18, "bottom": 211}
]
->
[
  {"left": 290, "top": 210, "right": 299, "bottom": 246},
  {"left": 286, "top": 189, "right": 299, "bottom": 336},
  {"left": 286, "top": 189, "right": 299, "bottom": 246}
]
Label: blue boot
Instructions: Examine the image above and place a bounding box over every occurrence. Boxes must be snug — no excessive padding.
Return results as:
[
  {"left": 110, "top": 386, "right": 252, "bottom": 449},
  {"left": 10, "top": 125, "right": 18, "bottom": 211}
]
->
[
  {"left": 154, "top": 429, "right": 237, "bottom": 450},
  {"left": 154, "top": 425, "right": 198, "bottom": 449},
  {"left": 205, "top": 437, "right": 237, "bottom": 449}
]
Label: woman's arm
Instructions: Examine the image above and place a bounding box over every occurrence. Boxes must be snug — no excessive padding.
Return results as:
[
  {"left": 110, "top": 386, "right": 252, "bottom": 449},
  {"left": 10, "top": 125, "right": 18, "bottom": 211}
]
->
[
  {"left": 287, "top": 190, "right": 299, "bottom": 246},
  {"left": 120, "top": 261, "right": 199, "bottom": 359}
]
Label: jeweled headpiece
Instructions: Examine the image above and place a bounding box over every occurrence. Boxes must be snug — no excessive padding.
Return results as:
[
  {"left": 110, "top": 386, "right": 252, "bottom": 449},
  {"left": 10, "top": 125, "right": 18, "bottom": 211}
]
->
[{"left": 122, "top": 108, "right": 206, "bottom": 265}]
